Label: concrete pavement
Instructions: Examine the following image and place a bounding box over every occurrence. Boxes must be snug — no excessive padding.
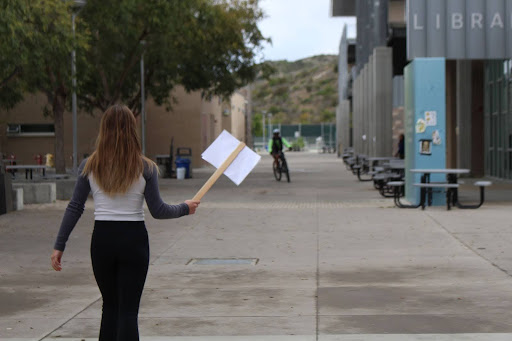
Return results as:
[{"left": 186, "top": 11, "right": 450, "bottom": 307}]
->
[{"left": 1, "top": 152, "right": 512, "bottom": 340}]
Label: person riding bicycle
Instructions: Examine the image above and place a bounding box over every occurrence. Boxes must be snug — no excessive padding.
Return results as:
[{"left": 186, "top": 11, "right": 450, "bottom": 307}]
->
[{"left": 269, "top": 129, "right": 291, "bottom": 163}]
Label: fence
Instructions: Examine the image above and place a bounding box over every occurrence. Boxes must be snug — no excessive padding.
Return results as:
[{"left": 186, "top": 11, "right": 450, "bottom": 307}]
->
[{"left": 253, "top": 123, "right": 336, "bottom": 152}]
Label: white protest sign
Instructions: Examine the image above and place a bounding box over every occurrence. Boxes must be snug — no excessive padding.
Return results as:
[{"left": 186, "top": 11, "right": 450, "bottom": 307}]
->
[{"left": 192, "top": 130, "right": 261, "bottom": 201}]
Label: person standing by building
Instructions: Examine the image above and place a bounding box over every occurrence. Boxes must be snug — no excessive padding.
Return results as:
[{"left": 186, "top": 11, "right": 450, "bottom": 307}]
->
[
  {"left": 395, "top": 134, "right": 405, "bottom": 159},
  {"left": 50, "top": 105, "right": 199, "bottom": 341}
]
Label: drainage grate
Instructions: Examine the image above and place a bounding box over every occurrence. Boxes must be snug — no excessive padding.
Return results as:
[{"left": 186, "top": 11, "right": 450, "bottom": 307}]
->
[{"left": 187, "top": 258, "right": 259, "bottom": 265}]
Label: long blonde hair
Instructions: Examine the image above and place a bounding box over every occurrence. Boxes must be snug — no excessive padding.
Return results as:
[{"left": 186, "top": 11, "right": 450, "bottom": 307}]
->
[{"left": 83, "top": 105, "right": 156, "bottom": 196}]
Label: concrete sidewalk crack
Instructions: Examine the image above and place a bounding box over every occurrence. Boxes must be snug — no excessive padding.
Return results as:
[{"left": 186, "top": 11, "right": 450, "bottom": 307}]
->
[
  {"left": 427, "top": 212, "right": 512, "bottom": 278},
  {"left": 37, "top": 294, "right": 101, "bottom": 341}
]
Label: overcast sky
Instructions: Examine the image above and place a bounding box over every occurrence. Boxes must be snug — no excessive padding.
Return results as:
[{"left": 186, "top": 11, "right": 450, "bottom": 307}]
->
[{"left": 258, "top": 0, "right": 356, "bottom": 62}]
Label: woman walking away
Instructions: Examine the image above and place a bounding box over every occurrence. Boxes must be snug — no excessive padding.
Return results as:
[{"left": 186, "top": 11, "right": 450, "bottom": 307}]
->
[{"left": 50, "top": 104, "right": 200, "bottom": 341}]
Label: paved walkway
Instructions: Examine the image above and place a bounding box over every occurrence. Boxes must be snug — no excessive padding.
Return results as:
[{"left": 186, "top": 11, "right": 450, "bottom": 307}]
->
[{"left": 1, "top": 153, "right": 512, "bottom": 341}]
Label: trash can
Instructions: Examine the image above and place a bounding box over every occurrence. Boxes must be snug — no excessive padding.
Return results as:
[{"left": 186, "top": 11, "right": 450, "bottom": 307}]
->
[
  {"left": 176, "top": 148, "right": 192, "bottom": 178},
  {"left": 176, "top": 167, "right": 186, "bottom": 180},
  {"left": 175, "top": 158, "right": 191, "bottom": 179}
]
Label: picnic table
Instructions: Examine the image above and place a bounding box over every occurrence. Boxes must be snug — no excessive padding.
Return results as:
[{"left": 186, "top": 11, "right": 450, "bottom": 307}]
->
[
  {"left": 390, "top": 168, "right": 492, "bottom": 210},
  {"left": 371, "top": 159, "right": 405, "bottom": 197},
  {"left": 410, "top": 168, "right": 469, "bottom": 209},
  {"left": 5, "top": 165, "right": 47, "bottom": 180},
  {"left": 350, "top": 155, "right": 373, "bottom": 181},
  {"left": 385, "top": 160, "right": 405, "bottom": 174},
  {"left": 367, "top": 157, "right": 398, "bottom": 162}
]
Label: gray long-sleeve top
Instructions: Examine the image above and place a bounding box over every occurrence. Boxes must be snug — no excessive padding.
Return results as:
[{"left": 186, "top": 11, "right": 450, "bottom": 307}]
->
[{"left": 53, "top": 159, "right": 189, "bottom": 251}]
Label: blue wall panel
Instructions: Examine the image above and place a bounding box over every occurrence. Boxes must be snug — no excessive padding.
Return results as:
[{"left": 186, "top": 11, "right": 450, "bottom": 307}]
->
[{"left": 405, "top": 58, "right": 447, "bottom": 205}]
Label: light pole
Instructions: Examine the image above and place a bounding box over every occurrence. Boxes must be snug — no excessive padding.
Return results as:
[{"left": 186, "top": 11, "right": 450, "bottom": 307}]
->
[
  {"left": 267, "top": 113, "right": 272, "bottom": 143},
  {"left": 262, "top": 110, "right": 266, "bottom": 150},
  {"left": 140, "top": 40, "right": 146, "bottom": 155},
  {"left": 71, "top": 0, "right": 86, "bottom": 174}
]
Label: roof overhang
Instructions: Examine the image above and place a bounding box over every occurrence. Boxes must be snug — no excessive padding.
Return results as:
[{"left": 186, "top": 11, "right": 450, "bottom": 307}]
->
[{"left": 331, "top": 0, "right": 355, "bottom": 17}]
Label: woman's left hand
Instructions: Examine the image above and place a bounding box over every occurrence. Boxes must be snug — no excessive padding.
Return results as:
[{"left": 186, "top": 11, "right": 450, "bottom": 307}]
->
[
  {"left": 51, "top": 249, "right": 63, "bottom": 271},
  {"left": 185, "top": 200, "right": 200, "bottom": 214}
]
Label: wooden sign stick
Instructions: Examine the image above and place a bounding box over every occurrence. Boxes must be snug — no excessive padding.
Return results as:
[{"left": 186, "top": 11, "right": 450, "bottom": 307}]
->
[{"left": 192, "top": 142, "right": 246, "bottom": 201}]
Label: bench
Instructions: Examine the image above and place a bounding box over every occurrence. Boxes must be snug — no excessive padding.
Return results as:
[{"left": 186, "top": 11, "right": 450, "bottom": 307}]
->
[
  {"left": 373, "top": 173, "right": 403, "bottom": 197},
  {"left": 455, "top": 181, "right": 492, "bottom": 209},
  {"left": 371, "top": 170, "right": 403, "bottom": 194},
  {"left": 345, "top": 157, "right": 356, "bottom": 170},
  {"left": 355, "top": 164, "right": 373, "bottom": 181},
  {"left": 372, "top": 172, "right": 393, "bottom": 190},
  {"left": 373, "top": 173, "right": 395, "bottom": 180},
  {"left": 5, "top": 165, "right": 47, "bottom": 180},
  {"left": 348, "top": 155, "right": 372, "bottom": 181},
  {"left": 342, "top": 153, "right": 354, "bottom": 162},
  {"left": 413, "top": 183, "right": 460, "bottom": 210},
  {"left": 12, "top": 182, "right": 56, "bottom": 204},
  {"left": 388, "top": 181, "right": 421, "bottom": 208},
  {"left": 368, "top": 166, "right": 386, "bottom": 176}
]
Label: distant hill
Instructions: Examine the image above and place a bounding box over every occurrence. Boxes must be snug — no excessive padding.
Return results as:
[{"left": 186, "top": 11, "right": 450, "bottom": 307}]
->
[{"left": 252, "top": 55, "right": 338, "bottom": 125}]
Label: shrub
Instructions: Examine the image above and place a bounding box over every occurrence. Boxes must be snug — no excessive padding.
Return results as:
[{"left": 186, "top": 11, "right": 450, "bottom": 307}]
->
[
  {"left": 268, "top": 77, "right": 287, "bottom": 86},
  {"left": 317, "top": 85, "right": 336, "bottom": 97},
  {"left": 291, "top": 137, "right": 305, "bottom": 151}
]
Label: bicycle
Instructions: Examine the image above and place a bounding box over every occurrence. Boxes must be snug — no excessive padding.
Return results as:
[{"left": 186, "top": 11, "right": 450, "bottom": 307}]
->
[{"left": 272, "top": 151, "right": 290, "bottom": 182}]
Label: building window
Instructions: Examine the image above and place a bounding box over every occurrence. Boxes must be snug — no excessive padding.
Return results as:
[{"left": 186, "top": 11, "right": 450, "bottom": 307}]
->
[
  {"left": 7, "top": 124, "right": 55, "bottom": 137},
  {"left": 485, "top": 60, "right": 512, "bottom": 180}
]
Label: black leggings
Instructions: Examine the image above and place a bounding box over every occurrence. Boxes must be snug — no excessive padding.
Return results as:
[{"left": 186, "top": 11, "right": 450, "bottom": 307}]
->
[{"left": 91, "top": 220, "right": 150, "bottom": 341}]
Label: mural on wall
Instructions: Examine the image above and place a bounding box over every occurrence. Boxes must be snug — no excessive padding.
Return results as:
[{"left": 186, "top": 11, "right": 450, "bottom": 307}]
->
[{"left": 415, "top": 118, "right": 426, "bottom": 133}]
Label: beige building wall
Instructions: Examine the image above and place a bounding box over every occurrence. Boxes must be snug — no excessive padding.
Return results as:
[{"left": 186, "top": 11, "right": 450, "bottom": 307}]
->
[
  {"left": 200, "top": 94, "right": 223, "bottom": 154},
  {"left": 0, "top": 93, "right": 101, "bottom": 167},
  {"left": 145, "top": 87, "right": 204, "bottom": 167},
  {"left": 230, "top": 92, "right": 246, "bottom": 142},
  {"left": 388, "top": 1, "right": 405, "bottom": 25},
  {"left": 0, "top": 86, "right": 225, "bottom": 170},
  {"left": 221, "top": 105, "right": 232, "bottom": 133},
  {"left": 220, "top": 91, "right": 246, "bottom": 142}
]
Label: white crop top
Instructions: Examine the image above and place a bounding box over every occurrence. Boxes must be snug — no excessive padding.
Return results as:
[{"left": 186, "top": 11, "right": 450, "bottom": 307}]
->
[{"left": 89, "top": 174, "right": 146, "bottom": 221}]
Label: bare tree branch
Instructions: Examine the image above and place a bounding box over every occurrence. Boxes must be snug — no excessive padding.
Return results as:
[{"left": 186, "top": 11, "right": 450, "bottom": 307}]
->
[
  {"left": 109, "top": 29, "right": 149, "bottom": 105},
  {"left": 98, "top": 66, "right": 111, "bottom": 100},
  {"left": 78, "top": 94, "right": 107, "bottom": 112},
  {"left": 0, "top": 66, "right": 22, "bottom": 89}
]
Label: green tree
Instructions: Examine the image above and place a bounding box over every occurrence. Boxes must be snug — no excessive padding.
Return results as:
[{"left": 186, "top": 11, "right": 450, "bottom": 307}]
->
[
  {"left": 1, "top": 0, "right": 268, "bottom": 173},
  {"left": 0, "top": 0, "right": 89, "bottom": 173},
  {"left": 272, "top": 111, "right": 287, "bottom": 124},
  {"left": 299, "top": 111, "right": 311, "bottom": 124},
  {"left": 77, "top": 0, "right": 269, "bottom": 114},
  {"left": 0, "top": 1, "right": 27, "bottom": 109},
  {"left": 321, "top": 109, "right": 335, "bottom": 122},
  {"left": 252, "top": 113, "right": 262, "bottom": 136}
]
